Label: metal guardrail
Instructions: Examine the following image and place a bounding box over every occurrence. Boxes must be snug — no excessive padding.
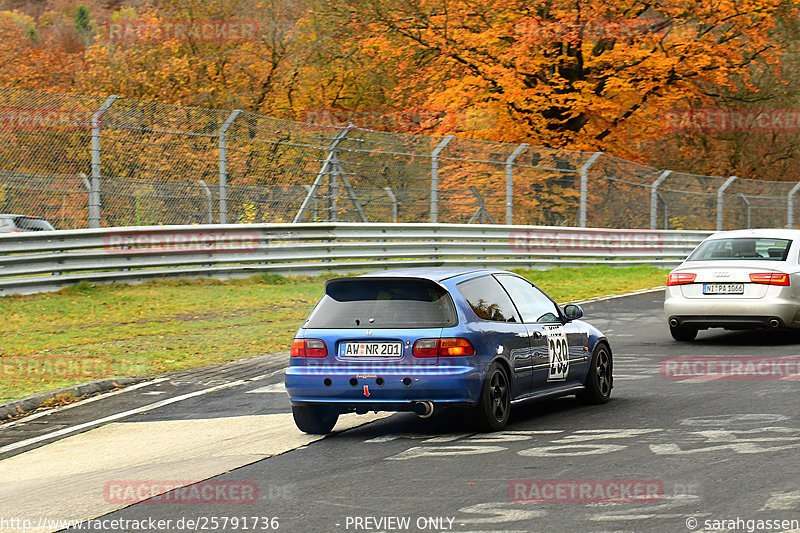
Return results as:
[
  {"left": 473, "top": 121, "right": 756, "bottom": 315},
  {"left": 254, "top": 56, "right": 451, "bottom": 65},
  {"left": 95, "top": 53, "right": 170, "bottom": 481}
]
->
[{"left": 0, "top": 223, "right": 711, "bottom": 295}]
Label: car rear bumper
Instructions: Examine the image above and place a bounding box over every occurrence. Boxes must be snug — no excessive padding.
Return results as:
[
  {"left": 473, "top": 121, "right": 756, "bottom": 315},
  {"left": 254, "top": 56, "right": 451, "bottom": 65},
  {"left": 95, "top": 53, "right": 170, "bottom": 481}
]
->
[
  {"left": 285, "top": 363, "right": 484, "bottom": 407},
  {"left": 665, "top": 296, "right": 800, "bottom": 329},
  {"left": 668, "top": 315, "right": 789, "bottom": 330}
]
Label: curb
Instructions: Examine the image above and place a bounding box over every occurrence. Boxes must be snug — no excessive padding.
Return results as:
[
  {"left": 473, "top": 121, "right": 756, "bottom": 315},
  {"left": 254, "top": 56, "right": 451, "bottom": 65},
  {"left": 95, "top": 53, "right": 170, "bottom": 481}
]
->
[{"left": 0, "top": 377, "right": 145, "bottom": 421}]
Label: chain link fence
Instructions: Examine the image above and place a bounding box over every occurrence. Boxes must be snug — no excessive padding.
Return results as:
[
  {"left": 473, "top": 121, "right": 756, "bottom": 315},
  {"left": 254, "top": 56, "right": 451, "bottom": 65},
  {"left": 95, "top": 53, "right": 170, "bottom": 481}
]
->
[{"left": 1, "top": 86, "right": 799, "bottom": 231}]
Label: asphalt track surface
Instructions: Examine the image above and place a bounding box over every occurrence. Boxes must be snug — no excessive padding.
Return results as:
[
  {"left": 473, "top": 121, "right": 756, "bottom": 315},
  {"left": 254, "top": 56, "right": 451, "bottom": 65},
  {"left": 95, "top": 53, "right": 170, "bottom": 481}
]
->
[{"left": 1, "top": 291, "right": 799, "bottom": 533}]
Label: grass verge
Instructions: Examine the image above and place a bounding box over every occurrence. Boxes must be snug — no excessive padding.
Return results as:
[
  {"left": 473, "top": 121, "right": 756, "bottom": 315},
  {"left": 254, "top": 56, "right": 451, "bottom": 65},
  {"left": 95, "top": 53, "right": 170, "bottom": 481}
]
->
[{"left": 0, "top": 266, "right": 669, "bottom": 403}]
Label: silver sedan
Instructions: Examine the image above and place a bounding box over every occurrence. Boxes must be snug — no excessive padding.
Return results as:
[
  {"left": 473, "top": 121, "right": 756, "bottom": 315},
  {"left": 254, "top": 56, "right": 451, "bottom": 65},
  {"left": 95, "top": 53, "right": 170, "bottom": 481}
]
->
[{"left": 664, "top": 229, "right": 800, "bottom": 341}]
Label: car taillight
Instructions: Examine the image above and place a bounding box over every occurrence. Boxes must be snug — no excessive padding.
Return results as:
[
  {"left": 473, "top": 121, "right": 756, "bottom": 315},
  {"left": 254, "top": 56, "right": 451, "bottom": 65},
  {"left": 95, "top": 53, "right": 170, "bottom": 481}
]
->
[
  {"left": 290, "top": 339, "right": 327, "bottom": 357},
  {"left": 749, "top": 273, "right": 790, "bottom": 286},
  {"left": 667, "top": 272, "right": 696, "bottom": 286},
  {"left": 412, "top": 339, "right": 439, "bottom": 357},
  {"left": 439, "top": 338, "right": 475, "bottom": 356},
  {"left": 413, "top": 338, "right": 474, "bottom": 357}
]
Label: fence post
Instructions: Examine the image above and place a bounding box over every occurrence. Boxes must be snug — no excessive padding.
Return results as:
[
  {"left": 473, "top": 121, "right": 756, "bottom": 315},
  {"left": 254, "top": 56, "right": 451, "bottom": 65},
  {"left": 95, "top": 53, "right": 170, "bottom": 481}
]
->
[
  {"left": 198, "top": 180, "right": 213, "bottom": 224},
  {"left": 383, "top": 187, "right": 398, "bottom": 223},
  {"left": 80, "top": 173, "right": 91, "bottom": 226},
  {"left": 738, "top": 194, "right": 750, "bottom": 229},
  {"left": 657, "top": 193, "right": 669, "bottom": 229},
  {"left": 650, "top": 170, "right": 672, "bottom": 229},
  {"left": 302, "top": 185, "right": 319, "bottom": 221},
  {"left": 294, "top": 127, "right": 352, "bottom": 223},
  {"left": 219, "top": 110, "right": 242, "bottom": 224},
  {"left": 90, "top": 95, "right": 119, "bottom": 228},
  {"left": 430, "top": 135, "right": 454, "bottom": 223},
  {"left": 468, "top": 186, "right": 496, "bottom": 224},
  {"left": 505, "top": 143, "right": 528, "bottom": 225},
  {"left": 788, "top": 181, "right": 800, "bottom": 229},
  {"left": 716, "top": 176, "right": 737, "bottom": 231},
  {"left": 579, "top": 152, "right": 602, "bottom": 227}
]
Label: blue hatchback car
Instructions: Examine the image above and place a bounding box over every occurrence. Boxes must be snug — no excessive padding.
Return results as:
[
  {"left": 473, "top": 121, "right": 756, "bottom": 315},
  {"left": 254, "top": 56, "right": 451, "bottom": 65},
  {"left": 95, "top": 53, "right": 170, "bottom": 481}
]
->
[{"left": 285, "top": 268, "right": 612, "bottom": 433}]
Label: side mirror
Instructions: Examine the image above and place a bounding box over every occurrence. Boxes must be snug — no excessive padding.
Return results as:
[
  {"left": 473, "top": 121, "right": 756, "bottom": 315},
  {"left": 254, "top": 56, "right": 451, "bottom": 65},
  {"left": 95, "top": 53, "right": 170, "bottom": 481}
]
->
[{"left": 563, "top": 304, "right": 583, "bottom": 320}]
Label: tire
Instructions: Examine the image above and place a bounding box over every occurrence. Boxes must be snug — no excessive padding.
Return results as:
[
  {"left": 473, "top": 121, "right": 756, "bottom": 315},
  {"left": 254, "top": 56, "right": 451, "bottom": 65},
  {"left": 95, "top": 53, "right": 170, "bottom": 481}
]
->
[
  {"left": 577, "top": 343, "right": 613, "bottom": 405},
  {"left": 473, "top": 362, "right": 511, "bottom": 431},
  {"left": 670, "top": 325, "right": 698, "bottom": 341},
  {"left": 292, "top": 405, "right": 339, "bottom": 434}
]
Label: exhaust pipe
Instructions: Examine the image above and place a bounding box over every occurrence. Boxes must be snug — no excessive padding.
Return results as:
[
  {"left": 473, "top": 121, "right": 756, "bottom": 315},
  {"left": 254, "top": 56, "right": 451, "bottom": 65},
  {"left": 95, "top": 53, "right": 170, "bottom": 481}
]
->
[
  {"left": 413, "top": 401, "right": 434, "bottom": 418},
  {"left": 669, "top": 318, "right": 679, "bottom": 328},
  {"left": 769, "top": 318, "right": 781, "bottom": 328}
]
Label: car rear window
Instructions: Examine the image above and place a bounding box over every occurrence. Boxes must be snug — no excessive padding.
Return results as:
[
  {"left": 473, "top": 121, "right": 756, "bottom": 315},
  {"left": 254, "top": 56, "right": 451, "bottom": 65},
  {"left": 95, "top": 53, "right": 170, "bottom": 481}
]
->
[
  {"left": 13, "top": 217, "right": 54, "bottom": 231},
  {"left": 304, "top": 278, "right": 457, "bottom": 329},
  {"left": 688, "top": 238, "right": 791, "bottom": 261}
]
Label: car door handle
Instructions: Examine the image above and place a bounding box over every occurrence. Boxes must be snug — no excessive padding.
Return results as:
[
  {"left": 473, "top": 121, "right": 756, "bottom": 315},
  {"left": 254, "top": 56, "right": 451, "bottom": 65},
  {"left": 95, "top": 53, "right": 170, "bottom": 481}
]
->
[{"left": 531, "top": 331, "right": 543, "bottom": 340}]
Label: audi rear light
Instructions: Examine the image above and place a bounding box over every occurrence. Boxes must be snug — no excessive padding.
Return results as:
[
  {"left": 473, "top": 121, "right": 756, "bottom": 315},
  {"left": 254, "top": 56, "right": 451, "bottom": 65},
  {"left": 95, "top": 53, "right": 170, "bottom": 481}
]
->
[
  {"left": 749, "top": 273, "right": 790, "bottom": 286},
  {"left": 667, "top": 272, "right": 696, "bottom": 286},
  {"left": 290, "top": 339, "right": 328, "bottom": 358},
  {"left": 413, "top": 338, "right": 475, "bottom": 357}
]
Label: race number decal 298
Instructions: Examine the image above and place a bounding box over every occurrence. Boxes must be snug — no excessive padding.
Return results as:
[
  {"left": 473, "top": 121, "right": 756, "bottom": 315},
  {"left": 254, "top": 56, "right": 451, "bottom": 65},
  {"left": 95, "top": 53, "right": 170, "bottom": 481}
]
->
[{"left": 545, "top": 325, "right": 569, "bottom": 381}]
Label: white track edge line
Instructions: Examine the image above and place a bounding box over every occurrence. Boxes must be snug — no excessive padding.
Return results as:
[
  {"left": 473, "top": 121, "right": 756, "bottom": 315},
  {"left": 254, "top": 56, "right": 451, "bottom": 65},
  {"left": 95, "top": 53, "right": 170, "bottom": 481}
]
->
[{"left": 0, "top": 378, "right": 251, "bottom": 455}]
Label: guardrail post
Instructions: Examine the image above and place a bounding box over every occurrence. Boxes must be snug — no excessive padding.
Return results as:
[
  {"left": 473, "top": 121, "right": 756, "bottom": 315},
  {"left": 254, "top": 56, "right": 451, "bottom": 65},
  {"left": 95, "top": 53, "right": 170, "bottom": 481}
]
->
[
  {"left": 90, "top": 95, "right": 119, "bottom": 228},
  {"left": 430, "top": 135, "right": 454, "bottom": 223},
  {"left": 579, "top": 152, "right": 602, "bottom": 227},
  {"left": 219, "top": 110, "right": 242, "bottom": 224},
  {"left": 788, "top": 181, "right": 800, "bottom": 229},
  {"left": 650, "top": 170, "right": 672, "bottom": 229},
  {"left": 383, "top": 187, "right": 398, "bottom": 223},
  {"left": 505, "top": 143, "right": 528, "bottom": 225},
  {"left": 198, "top": 180, "right": 213, "bottom": 224},
  {"left": 716, "top": 176, "right": 737, "bottom": 231}
]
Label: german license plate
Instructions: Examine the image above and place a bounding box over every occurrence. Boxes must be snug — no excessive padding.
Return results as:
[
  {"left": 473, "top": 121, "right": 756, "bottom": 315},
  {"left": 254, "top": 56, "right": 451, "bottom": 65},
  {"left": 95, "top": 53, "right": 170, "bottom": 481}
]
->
[
  {"left": 703, "top": 283, "right": 744, "bottom": 294},
  {"left": 341, "top": 342, "right": 402, "bottom": 357}
]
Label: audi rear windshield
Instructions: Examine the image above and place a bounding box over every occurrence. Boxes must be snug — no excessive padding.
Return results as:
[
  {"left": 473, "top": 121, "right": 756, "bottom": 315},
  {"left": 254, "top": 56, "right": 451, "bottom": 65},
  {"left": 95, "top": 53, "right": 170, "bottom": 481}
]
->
[
  {"left": 688, "top": 238, "right": 792, "bottom": 261},
  {"left": 304, "top": 278, "right": 457, "bottom": 328}
]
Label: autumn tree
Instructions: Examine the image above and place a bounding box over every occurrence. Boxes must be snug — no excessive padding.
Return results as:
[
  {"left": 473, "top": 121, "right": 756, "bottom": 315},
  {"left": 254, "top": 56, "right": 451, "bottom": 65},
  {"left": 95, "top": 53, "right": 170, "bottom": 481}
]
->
[{"left": 310, "top": 0, "right": 796, "bottom": 155}]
